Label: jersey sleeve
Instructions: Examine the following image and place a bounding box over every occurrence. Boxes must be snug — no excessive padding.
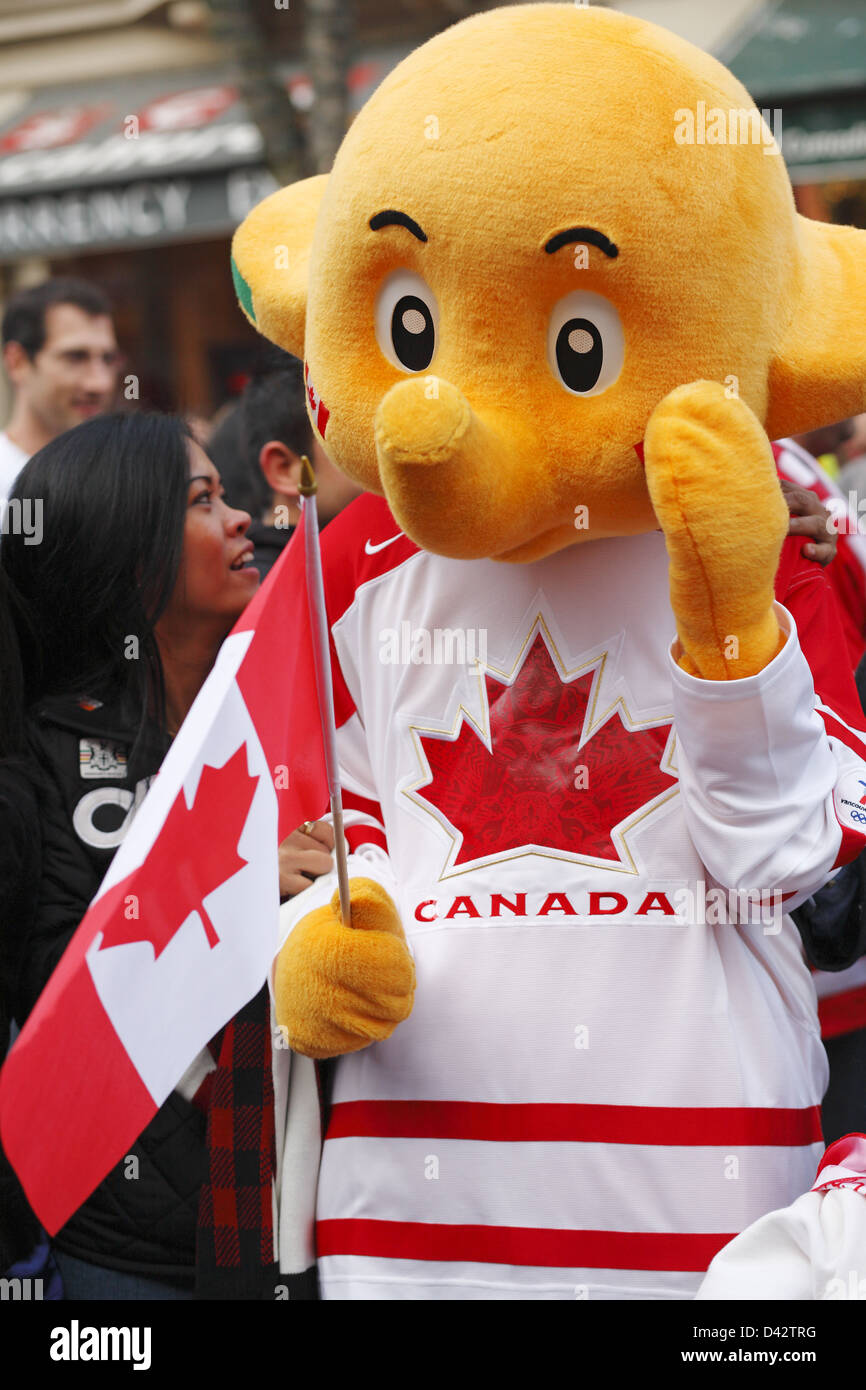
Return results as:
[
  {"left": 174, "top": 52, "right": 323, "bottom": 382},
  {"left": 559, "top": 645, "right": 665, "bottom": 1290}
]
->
[{"left": 670, "top": 539, "right": 866, "bottom": 909}]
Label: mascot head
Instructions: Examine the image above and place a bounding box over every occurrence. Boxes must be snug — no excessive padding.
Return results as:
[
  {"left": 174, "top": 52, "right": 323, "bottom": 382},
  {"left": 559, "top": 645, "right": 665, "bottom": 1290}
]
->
[{"left": 232, "top": 2, "right": 866, "bottom": 563}]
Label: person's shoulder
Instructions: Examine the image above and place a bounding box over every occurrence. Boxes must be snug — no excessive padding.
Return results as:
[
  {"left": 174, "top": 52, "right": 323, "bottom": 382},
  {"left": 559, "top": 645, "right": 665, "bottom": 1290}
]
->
[
  {"left": 25, "top": 691, "right": 160, "bottom": 787},
  {"left": 0, "top": 431, "right": 27, "bottom": 499},
  {"left": 0, "top": 432, "right": 28, "bottom": 465},
  {"left": 30, "top": 692, "right": 134, "bottom": 743}
]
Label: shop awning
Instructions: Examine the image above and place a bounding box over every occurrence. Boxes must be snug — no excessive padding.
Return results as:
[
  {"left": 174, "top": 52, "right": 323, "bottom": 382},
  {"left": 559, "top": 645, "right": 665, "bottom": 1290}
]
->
[
  {"left": 721, "top": 0, "right": 866, "bottom": 181},
  {"left": 721, "top": 0, "right": 866, "bottom": 100},
  {"left": 0, "top": 50, "right": 407, "bottom": 260}
]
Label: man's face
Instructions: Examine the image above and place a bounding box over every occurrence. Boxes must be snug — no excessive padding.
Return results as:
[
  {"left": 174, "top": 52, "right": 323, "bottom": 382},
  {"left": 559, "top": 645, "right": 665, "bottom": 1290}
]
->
[
  {"left": 795, "top": 420, "right": 855, "bottom": 460},
  {"left": 10, "top": 304, "right": 119, "bottom": 438}
]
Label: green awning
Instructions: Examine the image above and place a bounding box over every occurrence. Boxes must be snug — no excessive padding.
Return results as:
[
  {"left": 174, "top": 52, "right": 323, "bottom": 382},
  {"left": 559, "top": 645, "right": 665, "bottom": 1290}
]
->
[
  {"left": 721, "top": 0, "right": 866, "bottom": 101},
  {"left": 720, "top": 0, "right": 866, "bottom": 180}
]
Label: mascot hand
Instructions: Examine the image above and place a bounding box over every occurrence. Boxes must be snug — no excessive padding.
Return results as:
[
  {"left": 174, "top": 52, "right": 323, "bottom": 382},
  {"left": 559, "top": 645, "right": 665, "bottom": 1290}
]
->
[
  {"left": 274, "top": 877, "right": 415, "bottom": 1059},
  {"left": 644, "top": 381, "right": 789, "bottom": 680}
]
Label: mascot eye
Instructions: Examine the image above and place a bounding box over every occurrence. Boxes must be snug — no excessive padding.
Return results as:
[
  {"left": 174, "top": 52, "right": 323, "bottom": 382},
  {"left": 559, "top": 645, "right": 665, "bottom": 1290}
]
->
[
  {"left": 375, "top": 270, "right": 438, "bottom": 373},
  {"left": 547, "top": 290, "right": 624, "bottom": 397}
]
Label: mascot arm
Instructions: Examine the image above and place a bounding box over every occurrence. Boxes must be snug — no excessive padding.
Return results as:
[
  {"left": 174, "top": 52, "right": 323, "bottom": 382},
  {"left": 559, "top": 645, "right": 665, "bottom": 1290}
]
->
[
  {"left": 273, "top": 725, "right": 414, "bottom": 1060},
  {"left": 275, "top": 869, "right": 414, "bottom": 1061},
  {"left": 644, "top": 380, "right": 789, "bottom": 681},
  {"left": 671, "top": 555, "right": 866, "bottom": 903}
]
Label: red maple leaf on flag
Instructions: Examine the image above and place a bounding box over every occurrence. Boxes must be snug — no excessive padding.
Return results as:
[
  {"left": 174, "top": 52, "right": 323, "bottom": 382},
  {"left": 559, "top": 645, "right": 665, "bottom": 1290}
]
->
[
  {"left": 415, "top": 633, "right": 676, "bottom": 867},
  {"left": 96, "top": 745, "right": 259, "bottom": 959}
]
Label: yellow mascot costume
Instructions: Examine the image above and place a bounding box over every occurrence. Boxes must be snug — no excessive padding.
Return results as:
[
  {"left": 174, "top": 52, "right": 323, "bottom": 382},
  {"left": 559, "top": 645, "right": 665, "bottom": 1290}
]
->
[{"left": 232, "top": 4, "right": 866, "bottom": 1299}]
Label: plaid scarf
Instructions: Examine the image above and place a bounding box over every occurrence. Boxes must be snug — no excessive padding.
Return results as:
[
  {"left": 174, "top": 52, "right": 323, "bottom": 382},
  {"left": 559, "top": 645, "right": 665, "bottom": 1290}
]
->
[{"left": 195, "top": 985, "right": 278, "bottom": 1299}]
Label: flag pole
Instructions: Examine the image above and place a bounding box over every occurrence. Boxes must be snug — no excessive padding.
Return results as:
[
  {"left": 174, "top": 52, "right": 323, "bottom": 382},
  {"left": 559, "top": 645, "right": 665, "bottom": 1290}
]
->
[{"left": 299, "top": 456, "right": 352, "bottom": 928}]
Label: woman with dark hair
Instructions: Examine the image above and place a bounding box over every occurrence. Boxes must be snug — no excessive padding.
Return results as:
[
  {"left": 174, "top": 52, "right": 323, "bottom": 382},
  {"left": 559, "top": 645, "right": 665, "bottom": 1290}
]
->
[
  {"left": 1, "top": 412, "right": 187, "bottom": 751},
  {"left": 0, "top": 412, "right": 333, "bottom": 1299}
]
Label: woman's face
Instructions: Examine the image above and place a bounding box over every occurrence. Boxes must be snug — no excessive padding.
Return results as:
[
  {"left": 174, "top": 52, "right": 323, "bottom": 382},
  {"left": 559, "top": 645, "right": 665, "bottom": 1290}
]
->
[{"left": 162, "top": 440, "right": 259, "bottom": 630}]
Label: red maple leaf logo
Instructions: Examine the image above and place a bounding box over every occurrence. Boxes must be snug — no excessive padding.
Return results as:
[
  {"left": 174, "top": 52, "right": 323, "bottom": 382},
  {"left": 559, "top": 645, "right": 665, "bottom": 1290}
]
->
[
  {"left": 97, "top": 745, "right": 259, "bottom": 959},
  {"left": 414, "top": 633, "right": 676, "bottom": 867}
]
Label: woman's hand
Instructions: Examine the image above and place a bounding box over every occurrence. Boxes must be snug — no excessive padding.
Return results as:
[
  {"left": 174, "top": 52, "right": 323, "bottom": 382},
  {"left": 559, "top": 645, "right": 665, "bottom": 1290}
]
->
[{"left": 279, "top": 820, "right": 335, "bottom": 898}]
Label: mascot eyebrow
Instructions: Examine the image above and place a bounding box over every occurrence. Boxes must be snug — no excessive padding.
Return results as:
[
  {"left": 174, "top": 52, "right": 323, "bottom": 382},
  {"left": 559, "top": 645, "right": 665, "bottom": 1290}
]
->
[
  {"left": 544, "top": 227, "right": 619, "bottom": 259},
  {"left": 369, "top": 210, "right": 428, "bottom": 242},
  {"left": 368, "top": 212, "right": 618, "bottom": 262}
]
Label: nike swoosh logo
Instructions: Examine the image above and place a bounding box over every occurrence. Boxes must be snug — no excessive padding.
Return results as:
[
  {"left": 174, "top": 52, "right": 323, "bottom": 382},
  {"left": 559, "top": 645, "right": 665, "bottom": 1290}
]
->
[{"left": 365, "top": 533, "right": 405, "bottom": 554}]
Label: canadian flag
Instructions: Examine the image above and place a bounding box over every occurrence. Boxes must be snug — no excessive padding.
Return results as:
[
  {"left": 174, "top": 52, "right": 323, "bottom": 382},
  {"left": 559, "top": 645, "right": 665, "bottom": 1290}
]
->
[{"left": 0, "top": 524, "right": 328, "bottom": 1234}]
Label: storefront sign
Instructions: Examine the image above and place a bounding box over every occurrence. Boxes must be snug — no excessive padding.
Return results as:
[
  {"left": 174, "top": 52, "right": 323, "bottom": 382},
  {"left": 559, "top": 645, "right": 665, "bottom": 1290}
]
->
[{"left": 0, "top": 167, "right": 278, "bottom": 258}]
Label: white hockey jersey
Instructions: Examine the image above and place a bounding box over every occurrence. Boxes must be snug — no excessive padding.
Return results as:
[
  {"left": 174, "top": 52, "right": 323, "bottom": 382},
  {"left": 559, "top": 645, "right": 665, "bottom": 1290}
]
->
[{"left": 276, "top": 493, "right": 866, "bottom": 1300}]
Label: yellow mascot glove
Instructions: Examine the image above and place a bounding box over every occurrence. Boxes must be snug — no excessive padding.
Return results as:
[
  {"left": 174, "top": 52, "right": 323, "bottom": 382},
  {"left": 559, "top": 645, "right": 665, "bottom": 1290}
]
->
[
  {"left": 274, "top": 877, "right": 415, "bottom": 1059},
  {"left": 644, "top": 381, "right": 790, "bottom": 680}
]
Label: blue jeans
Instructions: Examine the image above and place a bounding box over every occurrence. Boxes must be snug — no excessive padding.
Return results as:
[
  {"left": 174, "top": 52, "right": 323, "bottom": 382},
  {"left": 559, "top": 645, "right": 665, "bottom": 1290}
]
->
[
  {"left": 54, "top": 1250, "right": 196, "bottom": 1301},
  {"left": 4, "top": 1228, "right": 62, "bottom": 1299}
]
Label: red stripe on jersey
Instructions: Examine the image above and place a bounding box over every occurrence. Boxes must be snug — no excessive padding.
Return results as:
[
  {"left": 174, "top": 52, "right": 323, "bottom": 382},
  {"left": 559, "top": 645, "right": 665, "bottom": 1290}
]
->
[
  {"left": 345, "top": 824, "right": 388, "bottom": 853},
  {"left": 342, "top": 788, "right": 388, "bottom": 851},
  {"left": 316, "top": 1218, "right": 734, "bottom": 1272},
  {"left": 342, "top": 788, "right": 385, "bottom": 823},
  {"left": 327, "top": 1099, "right": 822, "bottom": 1146},
  {"left": 818, "top": 984, "right": 866, "bottom": 1039},
  {"left": 819, "top": 708, "right": 866, "bottom": 764}
]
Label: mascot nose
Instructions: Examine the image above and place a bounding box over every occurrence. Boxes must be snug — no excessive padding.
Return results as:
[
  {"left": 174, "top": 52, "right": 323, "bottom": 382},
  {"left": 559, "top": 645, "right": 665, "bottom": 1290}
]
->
[
  {"left": 375, "top": 377, "right": 472, "bottom": 469},
  {"left": 373, "top": 376, "right": 533, "bottom": 559}
]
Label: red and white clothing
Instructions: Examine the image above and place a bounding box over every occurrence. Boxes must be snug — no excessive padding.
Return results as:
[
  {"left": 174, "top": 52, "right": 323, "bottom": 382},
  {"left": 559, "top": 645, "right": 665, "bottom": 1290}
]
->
[
  {"left": 774, "top": 439, "right": 866, "bottom": 1043},
  {"left": 774, "top": 438, "right": 866, "bottom": 670},
  {"left": 276, "top": 494, "right": 866, "bottom": 1300}
]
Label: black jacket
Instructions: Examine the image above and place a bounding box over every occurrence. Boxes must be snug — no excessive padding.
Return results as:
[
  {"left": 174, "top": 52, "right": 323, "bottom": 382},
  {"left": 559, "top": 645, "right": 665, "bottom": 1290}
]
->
[
  {"left": 5, "top": 693, "right": 207, "bottom": 1286},
  {"left": 0, "top": 759, "right": 43, "bottom": 1269}
]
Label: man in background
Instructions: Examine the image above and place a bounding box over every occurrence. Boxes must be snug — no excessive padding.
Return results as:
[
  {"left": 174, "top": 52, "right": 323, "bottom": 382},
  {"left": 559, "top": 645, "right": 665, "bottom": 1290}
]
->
[
  {"left": 793, "top": 420, "right": 855, "bottom": 477},
  {"left": 210, "top": 346, "right": 362, "bottom": 579},
  {"left": 0, "top": 278, "right": 119, "bottom": 503}
]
